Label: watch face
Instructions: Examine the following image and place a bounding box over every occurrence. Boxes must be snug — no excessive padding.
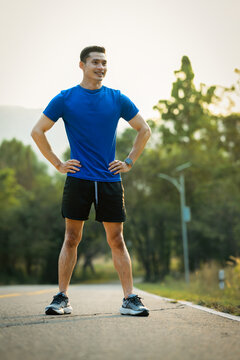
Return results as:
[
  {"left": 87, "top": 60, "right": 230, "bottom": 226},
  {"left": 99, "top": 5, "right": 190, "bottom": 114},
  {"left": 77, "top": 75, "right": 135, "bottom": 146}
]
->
[{"left": 125, "top": 158, "right": 133, "bottom": 166}]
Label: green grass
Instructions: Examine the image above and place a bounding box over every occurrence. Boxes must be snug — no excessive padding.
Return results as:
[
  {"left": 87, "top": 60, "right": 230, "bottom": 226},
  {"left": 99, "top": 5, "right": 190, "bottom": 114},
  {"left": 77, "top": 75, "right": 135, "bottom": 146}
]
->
[
  {"left": 135, "top": 259, "right": 240, "bottom": 316},
  {"left": 136, "top": 278, "right": 240, "bottom": 316}
]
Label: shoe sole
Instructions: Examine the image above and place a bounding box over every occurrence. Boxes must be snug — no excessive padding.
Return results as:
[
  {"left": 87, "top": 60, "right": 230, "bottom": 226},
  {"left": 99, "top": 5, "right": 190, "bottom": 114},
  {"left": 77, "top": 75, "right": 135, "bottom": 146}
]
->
[
  {"left": 120, "top": 307, "right": 149, "bottom": 317},
  {"left": 45, "top": 306, "right": 73, "bottom": 315}
]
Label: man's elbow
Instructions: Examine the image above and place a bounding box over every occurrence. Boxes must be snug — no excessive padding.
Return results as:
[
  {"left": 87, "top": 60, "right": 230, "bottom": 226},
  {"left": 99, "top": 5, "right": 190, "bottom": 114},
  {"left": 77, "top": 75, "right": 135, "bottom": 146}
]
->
[
  {"left": 31, "top": 126, "right": 42, "bottom": 141},
  {"left": 143, "top": 123, "right": 151, "bottom": 140},
  {"left": 31, "top": 127, "right": 37, "bottom": 140},
  {"left": 147, "top": 124, "right": 152, "bottom": 138}
]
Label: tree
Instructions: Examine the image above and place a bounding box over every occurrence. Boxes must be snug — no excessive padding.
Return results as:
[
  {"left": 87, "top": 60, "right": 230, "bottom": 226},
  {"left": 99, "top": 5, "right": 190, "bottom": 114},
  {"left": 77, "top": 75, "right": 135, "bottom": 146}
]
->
[
  {"left": 0, "top": 139, "right": 65, "bottom": 283},
  {"left": 120, "top": 57, "right": 240, "bottom": 280},
  {"left": 154, "top": 56, "right": 219, "bottom": 147},
  {"left": 0, "top": 138, "right": 47, "bottom": 190},
  {"left": 0, "top": 168, "right": 26, "bottom": 280},
  {"left": 219, "top": 113, "right": 240, "bottom": 161}
]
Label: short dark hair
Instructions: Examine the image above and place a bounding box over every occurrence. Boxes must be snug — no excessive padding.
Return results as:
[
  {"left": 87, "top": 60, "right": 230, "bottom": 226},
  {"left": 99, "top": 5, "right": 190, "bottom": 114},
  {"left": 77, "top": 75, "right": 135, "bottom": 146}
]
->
[{"left": 80, "top": 46, "right": 106, "bottom": 63}]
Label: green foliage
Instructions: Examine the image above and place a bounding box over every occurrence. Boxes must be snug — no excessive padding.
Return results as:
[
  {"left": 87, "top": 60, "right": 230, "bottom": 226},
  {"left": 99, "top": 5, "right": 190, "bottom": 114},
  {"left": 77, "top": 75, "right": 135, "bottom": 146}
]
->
[
  {"left": 154, "top": 56, "right": 220, "bottom": 148},
  {"left": 219, "top": 113, "right": 240, "bottom": 161},
  {"left": 119, "top": 56, "right": 240, "bottom": 281},
  {"left": 0, "top": 139, "right": 64, "bottom": 284},
  {"left": 226, "top": 256, "right": 240, "bottom": 294},
  {"left": 0, "top": 168, "right": 24, "bottom": 212},
  {"left": 0, "top": 138, "right": 47, "bottom": 190}
]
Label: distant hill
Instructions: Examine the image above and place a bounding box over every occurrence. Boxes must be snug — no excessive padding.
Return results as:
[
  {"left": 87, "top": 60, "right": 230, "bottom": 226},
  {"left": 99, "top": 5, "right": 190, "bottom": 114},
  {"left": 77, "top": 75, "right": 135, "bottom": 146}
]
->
[{"left": 0, "top": 105, "right": 69, "bottom": 169}]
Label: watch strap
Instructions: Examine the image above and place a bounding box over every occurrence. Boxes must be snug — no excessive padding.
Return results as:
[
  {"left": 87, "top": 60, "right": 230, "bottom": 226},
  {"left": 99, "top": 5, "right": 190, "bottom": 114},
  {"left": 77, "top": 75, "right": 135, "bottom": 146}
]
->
[{"left": 124, "top": 157, "right": 133, "bottom": 167}]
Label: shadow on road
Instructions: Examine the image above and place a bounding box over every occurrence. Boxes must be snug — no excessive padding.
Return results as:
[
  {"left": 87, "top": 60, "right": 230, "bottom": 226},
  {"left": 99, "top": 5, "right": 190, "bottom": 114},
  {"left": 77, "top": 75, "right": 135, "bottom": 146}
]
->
[{"left": 0, "top": 305, "right": 185, "bottom": 329}]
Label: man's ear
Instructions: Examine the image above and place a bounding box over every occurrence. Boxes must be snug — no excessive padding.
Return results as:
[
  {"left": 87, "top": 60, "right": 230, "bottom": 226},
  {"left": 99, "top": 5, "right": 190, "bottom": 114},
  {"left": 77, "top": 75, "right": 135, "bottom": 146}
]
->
[{"left": 79, "top": 61, "right": 84, "bottom": 70}]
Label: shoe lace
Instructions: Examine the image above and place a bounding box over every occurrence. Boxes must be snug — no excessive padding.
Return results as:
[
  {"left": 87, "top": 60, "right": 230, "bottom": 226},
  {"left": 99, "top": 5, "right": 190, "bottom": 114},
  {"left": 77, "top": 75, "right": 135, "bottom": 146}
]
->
[
  {"left": 51, "top": 293, "right": 67, "bottom": 305},
  {"left": 128, "top": 295, "right": 144, "bottom": 306}
]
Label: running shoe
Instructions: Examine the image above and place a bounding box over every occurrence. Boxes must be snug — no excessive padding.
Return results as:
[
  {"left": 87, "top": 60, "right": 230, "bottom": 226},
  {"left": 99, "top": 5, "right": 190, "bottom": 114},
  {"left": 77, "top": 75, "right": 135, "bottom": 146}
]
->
[
  {"left": 120, "top": 294, "right": 149, "bottom": 316},
  {"left": 45, "top": 292, "right": 73, "bottom": 315}
]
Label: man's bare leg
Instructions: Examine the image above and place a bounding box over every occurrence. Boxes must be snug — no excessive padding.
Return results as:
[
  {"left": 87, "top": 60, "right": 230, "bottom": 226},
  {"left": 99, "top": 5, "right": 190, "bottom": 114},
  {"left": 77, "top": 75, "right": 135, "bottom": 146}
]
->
[
  {"left": 58, "top": 218, "right": 84, "bottom": 295},
  {"left": 103, "top": 222, "right": 133, "bottom": 298}
]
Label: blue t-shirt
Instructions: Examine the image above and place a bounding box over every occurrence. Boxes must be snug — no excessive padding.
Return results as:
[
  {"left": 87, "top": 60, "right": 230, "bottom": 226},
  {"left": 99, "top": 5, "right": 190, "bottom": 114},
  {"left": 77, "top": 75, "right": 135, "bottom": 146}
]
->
[{"left": 43, "top": 85, "right": 139, "bottom": 182}]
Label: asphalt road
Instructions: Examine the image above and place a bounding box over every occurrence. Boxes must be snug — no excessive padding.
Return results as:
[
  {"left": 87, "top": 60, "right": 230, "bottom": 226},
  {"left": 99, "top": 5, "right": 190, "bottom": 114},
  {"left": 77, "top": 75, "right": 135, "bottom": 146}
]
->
[{"left": 0, "top": 284, "right": 239, "bottom": 360}]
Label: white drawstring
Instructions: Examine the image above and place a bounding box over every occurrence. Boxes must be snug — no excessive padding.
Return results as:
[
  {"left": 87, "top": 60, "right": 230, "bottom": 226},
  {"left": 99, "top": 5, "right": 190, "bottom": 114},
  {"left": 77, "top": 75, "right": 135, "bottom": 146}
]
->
[{"left": 94, "top": 181, "right": 98, "bottom": 206}]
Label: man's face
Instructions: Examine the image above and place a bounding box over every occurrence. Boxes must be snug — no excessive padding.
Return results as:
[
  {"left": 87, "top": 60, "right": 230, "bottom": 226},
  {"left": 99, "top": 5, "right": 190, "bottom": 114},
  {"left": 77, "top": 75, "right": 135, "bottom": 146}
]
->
[{"left": 80, "top": 52, "right": 107, "bottom": 81}]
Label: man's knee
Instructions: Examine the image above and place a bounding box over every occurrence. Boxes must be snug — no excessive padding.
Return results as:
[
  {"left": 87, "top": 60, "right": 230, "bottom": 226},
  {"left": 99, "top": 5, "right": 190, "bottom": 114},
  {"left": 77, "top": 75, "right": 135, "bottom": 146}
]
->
[
  {"left": 64, "top": 229, "right": 81, "bottom": 248},
  {"left": 108, "top": 232, "right": 125, "bottom": 251}
]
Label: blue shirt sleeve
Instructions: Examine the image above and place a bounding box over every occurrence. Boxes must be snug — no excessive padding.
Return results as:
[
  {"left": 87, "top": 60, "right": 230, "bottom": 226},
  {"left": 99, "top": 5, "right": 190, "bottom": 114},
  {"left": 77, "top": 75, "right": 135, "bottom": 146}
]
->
[
  {"left": 43, "top": 92, "right": 64, "bottom": 122},
  {"left": 120, "top": 92, "right": 139, "bottom": 121}
]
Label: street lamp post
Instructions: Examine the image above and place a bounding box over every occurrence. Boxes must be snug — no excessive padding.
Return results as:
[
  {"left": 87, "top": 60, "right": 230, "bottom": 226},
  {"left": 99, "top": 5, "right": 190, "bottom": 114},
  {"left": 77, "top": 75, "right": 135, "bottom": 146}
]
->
[{"left": 159, "top": 162, "right": 191, "bottom": 283}]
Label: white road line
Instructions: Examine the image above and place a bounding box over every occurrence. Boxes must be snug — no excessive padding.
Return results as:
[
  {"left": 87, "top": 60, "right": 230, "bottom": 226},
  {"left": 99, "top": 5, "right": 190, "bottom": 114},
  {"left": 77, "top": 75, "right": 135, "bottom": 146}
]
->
[{"left": 135, "top": 287, "right": 240, "bottom": 322}]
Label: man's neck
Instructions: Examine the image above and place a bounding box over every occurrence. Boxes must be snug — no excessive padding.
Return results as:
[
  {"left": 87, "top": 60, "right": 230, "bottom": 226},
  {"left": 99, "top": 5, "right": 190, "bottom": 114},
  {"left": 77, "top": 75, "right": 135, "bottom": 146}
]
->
[{"left": 80, "top": 79, "right": 103, "bottom": 90}]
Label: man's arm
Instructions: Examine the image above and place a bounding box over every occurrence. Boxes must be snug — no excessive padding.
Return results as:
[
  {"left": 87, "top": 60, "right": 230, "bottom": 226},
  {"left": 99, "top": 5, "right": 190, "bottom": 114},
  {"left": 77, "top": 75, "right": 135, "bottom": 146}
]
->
[
  {"left": 31, "top": 114, "right": 81, "bottom": 174},
  {"left": 108, "top": 112, "right": 151, "bottom": 175}
]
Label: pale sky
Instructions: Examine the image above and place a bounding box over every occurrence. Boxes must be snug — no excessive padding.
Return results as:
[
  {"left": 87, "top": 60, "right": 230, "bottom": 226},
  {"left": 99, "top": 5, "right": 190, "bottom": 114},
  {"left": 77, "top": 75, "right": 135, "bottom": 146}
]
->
[{"left": 1, "top": 0, "right": 240, "bottom": 120}]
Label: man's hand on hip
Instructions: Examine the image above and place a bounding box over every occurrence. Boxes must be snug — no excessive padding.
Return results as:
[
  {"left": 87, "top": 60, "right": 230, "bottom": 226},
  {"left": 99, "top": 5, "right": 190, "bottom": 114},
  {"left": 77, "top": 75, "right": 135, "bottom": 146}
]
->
[
  {"left": 57, "top": 159, "right": 81, "bottom": 174},
  {"left": 108, "top": 160, "right": 132, "bottom": 175}
]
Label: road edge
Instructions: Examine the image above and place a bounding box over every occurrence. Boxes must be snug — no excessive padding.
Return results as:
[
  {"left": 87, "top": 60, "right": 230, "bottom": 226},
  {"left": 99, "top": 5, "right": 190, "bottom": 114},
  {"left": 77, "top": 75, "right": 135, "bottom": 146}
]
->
[{"left": 134, "top": 287, "right": 240, "bottom": 322}]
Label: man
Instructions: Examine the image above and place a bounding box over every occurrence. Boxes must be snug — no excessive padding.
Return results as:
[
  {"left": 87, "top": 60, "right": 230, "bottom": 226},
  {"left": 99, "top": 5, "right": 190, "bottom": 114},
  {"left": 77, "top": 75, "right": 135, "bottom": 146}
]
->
[{"left": 31, "top": 46, "right": 151, "bottom": 317}]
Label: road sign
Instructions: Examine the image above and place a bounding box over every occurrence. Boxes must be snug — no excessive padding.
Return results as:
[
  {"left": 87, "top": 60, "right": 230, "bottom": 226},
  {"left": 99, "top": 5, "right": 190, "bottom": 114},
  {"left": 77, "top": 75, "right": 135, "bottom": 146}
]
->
[{"left": 183, "top": 206, "right": 191, "bottom": 222}]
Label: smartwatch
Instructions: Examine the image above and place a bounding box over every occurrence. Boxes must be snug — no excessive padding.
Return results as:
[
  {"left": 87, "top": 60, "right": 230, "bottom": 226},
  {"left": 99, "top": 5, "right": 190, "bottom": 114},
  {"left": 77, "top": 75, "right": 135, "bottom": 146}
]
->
[{"left": 124, "top": 157, "right": 133, "bottom": 167}]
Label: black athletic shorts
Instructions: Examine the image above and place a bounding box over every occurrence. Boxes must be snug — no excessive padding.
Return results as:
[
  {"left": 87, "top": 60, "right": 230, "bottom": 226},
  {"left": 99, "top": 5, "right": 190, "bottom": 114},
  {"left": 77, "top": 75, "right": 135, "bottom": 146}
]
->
[{"left": 61, "top": 176, "right": 126, "bottom": 222}]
